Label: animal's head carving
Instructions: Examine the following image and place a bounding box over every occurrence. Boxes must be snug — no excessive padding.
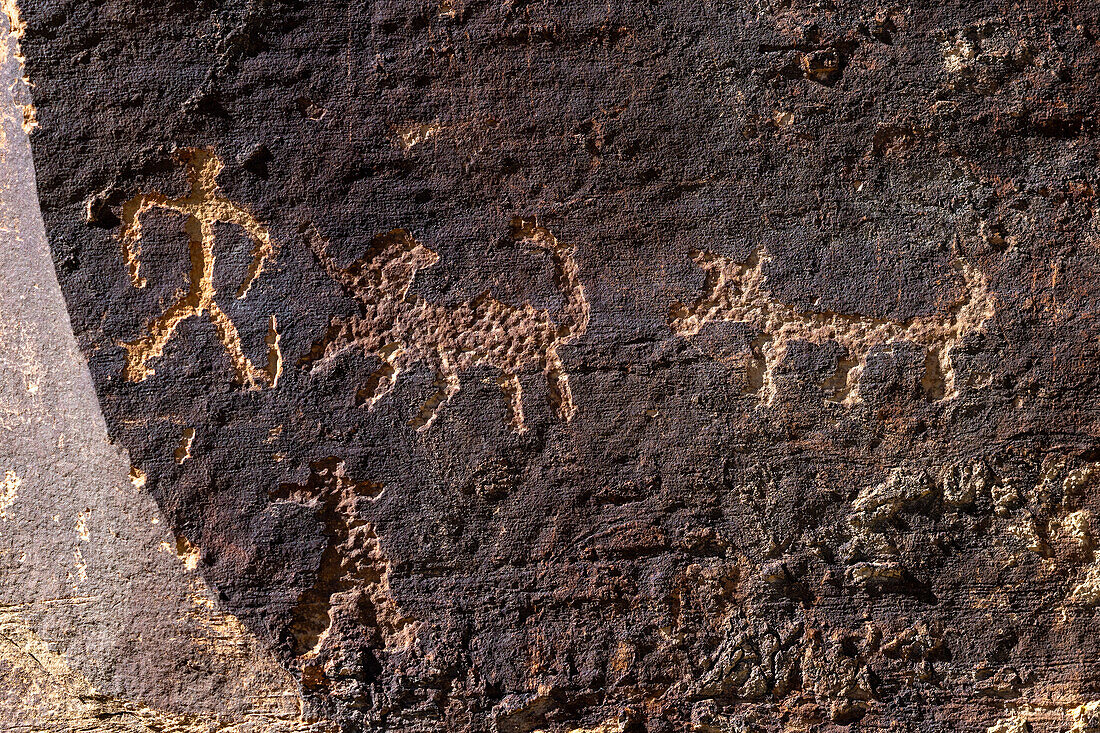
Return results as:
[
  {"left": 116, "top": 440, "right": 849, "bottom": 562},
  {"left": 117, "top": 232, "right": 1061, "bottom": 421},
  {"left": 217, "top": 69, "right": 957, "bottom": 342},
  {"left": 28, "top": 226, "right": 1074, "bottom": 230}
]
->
[
  {"left": 365, "top": 229, "right": 439, "bottom": 298},
  {"left": 511, "top": 217, "right": 566, "bottom": 253},
  {"left": 693, "top": 246, "right": 770, "bottom": 287},
  {"left": 670, "top": 247, "right": 771, "bottom": 336},
  {"left": 305, "top": 224, "right": 439, "bottom": 302}
]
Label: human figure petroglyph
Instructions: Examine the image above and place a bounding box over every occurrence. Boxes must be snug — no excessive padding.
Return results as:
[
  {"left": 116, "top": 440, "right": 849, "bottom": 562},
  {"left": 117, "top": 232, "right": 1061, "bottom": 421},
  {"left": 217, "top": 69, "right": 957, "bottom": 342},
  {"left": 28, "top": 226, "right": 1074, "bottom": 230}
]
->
[
  {"left": 117, "top": 148, "right": 281, "bottom": 388},
  {"left": 270, "top": 459, "right": 416, "bottom": 694},
  {"left": 670, "top": 247, "right": 995, "bottom": 405},
  {"left": 304, "top": 219, "right": 589, "bottom": 432}
]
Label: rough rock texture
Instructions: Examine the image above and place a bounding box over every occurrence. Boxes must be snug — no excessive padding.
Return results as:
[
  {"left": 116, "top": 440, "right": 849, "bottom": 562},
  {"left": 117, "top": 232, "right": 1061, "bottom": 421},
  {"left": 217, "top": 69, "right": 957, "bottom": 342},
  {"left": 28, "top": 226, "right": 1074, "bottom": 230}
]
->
[
  {"left": 0, "top": 7, "right": 323, "bottom": 731},
  {"left": 15, "top": 0, "right": 1100, "bottom": 730}
]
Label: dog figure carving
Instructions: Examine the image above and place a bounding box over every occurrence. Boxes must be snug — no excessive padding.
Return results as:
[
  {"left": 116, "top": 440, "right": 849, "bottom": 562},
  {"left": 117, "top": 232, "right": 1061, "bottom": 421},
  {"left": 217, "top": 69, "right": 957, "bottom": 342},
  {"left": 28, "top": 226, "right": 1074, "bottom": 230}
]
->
[
  {"left": 670, "top": 247, "right": 995, "bottom": 405},
  {"left": 305, "top": 219, "right": 589, "bottom": 432}
]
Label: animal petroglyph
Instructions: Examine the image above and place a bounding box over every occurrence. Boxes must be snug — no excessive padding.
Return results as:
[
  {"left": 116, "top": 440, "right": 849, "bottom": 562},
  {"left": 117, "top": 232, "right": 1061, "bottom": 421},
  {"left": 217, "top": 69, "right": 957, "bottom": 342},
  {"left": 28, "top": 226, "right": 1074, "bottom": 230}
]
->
[
  {"left": 304, "top": 218, "right": 589, "bottom": 432},
  {"left": 270, "top": 459, "right": 416, "bottom": 698},
  {"left": 117, "top": 148, "right": 281, "bottom": 388},
  {"left": 670, "top": 247, "right": 995, "bottom": 405}
]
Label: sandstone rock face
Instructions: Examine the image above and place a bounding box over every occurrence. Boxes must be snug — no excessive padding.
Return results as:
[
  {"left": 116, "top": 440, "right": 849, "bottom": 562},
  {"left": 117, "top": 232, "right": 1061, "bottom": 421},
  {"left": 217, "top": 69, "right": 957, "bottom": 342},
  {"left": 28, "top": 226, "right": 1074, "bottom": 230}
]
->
[
  {"left": 14, "top": 1, "right": 1100, "bottom": 730},
  {"left": 0, "top": 8, "right": 319, "bottom": 731}
]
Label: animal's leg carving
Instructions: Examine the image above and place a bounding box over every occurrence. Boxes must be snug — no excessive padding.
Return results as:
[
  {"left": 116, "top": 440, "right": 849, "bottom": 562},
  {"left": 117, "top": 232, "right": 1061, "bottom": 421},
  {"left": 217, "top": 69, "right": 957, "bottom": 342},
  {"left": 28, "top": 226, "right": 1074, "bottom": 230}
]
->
[
  {"left": 545, "top": 352, "right": 575, "bottom": 422},
  {"left": 357, "top": 345, "right": 403, "bottom": 408},
  {"left": 921, "top": 345, "right": 950, "bottom": 401},
  {"left": 498, "top": 373, "right": 526, "bottom": 434},
  {"left": 837, "top": 362, "right": 865, "bottom": 406},
  {"left": 409, "top": 354, "right": 461, "bottom": 432},
  {"left": 742, "top": 337, "right": 785, "bottom": 406},
  {"left": 758, "top": 341, "right": 783, "bottom": 406},
  {"left": 824, "top": 353, "right": 860, "bottom": 406},
  {"left": 743, "top": 335, "right": 778, "bottom": 403}
]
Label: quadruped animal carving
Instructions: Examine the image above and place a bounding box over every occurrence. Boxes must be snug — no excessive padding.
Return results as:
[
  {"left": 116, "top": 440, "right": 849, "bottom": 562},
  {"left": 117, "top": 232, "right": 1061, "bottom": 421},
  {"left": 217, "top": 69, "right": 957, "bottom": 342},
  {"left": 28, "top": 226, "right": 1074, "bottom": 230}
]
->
[
  {"left": 304, "top": 219, "right": 589, "bottom": 432},
  {"left": 670, "top": 246, "right": 995, "bottom": 405},
  {"left": 117, "top": 148, "right": 281, "bottom": 388}
]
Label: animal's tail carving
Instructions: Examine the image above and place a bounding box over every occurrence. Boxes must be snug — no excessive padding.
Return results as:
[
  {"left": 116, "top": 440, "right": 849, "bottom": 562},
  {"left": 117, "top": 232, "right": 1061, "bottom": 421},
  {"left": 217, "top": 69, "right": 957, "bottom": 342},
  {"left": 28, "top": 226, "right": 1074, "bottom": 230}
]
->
[{"left": 511, "top": 217, "right": 591, "bottom": 342}]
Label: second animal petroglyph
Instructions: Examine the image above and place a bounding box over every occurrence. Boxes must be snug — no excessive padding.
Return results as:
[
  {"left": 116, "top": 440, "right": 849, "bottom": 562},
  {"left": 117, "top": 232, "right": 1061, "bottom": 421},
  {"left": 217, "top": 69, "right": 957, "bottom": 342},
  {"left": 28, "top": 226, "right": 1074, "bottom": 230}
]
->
[{"left": 670, "top": 246, "right": 996, "bottom": 405}]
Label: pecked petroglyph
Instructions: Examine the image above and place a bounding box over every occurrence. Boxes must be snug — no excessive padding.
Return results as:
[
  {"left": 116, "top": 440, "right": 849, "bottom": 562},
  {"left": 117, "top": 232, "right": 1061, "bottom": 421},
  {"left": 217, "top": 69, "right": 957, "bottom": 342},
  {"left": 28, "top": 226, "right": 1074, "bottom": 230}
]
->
[
  {"left": 837, "top": 453, "right": 1100, "bottom": 606},
  {"left": 270, "top": 459, "right": 417, "bottom": 696},
  {"left": 117, "top": 148, "right": 281, "bottom": 389},
  {"left": 670, "top": 247, "right": 995, "bottom": 406},
  {"left": 304, "top": 218, "right": 589, "bottom": 432}
]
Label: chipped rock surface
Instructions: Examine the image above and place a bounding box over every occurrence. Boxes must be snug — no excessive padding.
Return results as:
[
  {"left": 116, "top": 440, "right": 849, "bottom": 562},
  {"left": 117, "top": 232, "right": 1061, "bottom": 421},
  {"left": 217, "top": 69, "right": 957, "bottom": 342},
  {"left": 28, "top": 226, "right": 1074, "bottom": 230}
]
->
[{"left": 10, "top": 0, "right": 1100, "bottom": 731}]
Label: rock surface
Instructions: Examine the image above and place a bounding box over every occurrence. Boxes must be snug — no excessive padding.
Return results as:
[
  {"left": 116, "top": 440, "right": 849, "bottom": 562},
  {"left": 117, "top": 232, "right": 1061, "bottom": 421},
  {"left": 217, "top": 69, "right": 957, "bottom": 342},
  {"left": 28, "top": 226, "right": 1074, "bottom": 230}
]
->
[
  {"left": 12, "top": 0, "right": 1100, "bottom": 730},
  {"left": 0, "top": 6, "right": 320, "bottom": 731}
]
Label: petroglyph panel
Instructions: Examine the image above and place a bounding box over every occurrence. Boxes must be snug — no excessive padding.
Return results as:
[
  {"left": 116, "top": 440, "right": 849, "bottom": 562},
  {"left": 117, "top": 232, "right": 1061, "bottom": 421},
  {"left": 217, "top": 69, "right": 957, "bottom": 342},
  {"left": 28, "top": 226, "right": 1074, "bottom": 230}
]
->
[{"left": 18, "top": 0, "right": 1100, "bottom": 731}]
